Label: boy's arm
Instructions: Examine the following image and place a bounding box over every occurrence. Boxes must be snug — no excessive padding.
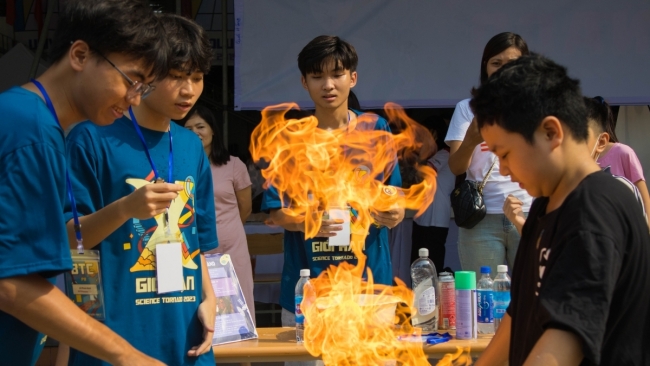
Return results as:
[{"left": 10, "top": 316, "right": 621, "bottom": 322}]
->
[
  {"left": 523, "top": 329, "right": 583, "bottom": 366},
  {"left": 269, "top": 208, "right": 342, "bottom": 237},
  {"left": 373, "top": 149, "right": 405, "bottom": 229},
  {"left": 66, "top": 183, "right": 182, "bottom": 249},
  {"left": 475, "top": 313, "right": 511, "bottom": 366},
  {"left": 0, "top": 275, "right": 164, "bottom": 366},
  {"left": 188, "top": 254, "right": 216, "bottom": 357}
]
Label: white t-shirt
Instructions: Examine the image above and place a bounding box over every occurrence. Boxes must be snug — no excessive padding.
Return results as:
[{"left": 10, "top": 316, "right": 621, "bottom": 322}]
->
[
  {"left": 445, "top": 99, "right": 532, "bottom": 214},
  {"left": 415, "top": 149, "right": 456, "bottom": 227}
]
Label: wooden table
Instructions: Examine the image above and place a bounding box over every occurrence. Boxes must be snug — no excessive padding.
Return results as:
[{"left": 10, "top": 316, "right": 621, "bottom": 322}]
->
[{"left": 213, "top": 327, "right": 492, "bottom": 363}]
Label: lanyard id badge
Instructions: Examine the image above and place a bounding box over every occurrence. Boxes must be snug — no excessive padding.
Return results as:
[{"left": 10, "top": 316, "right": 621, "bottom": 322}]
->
[
  {"left": 64, "top": 250, "right": 106, "bottom": 320},
  {"left": 128, "top": 107, "right": 184, "bottom": 294},
  {"left": 152, "top": 226, "right": 185, "bottom": 294},
  {"left": 31, "top": 79, "right": 106, "bottom": 317}
]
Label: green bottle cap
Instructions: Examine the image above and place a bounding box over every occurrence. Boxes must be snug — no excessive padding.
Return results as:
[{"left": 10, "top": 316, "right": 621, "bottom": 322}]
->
[{"left": 455, "top": 271, "right": 476, "bottom": 290}]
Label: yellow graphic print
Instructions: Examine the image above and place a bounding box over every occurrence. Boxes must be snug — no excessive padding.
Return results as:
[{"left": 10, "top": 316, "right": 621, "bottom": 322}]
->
[{"left": 127, "top": 178, "right": 200, "bottom": 272}]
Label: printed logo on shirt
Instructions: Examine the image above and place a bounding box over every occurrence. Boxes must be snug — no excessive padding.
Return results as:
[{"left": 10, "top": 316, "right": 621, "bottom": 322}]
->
[
  {"left": 480, "top": 142, "right": 489, "bottom": 152},
  {"left": 535, "top": 230, "right": 551, "bottom": 297},
  {"left": 126, "top": 175, "right": 200, "bottom": 273}
]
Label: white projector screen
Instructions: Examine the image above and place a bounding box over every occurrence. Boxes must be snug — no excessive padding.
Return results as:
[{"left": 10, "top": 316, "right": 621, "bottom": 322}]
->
[{"left": 234, "top": 0, "right": 650, "bottom": 110}]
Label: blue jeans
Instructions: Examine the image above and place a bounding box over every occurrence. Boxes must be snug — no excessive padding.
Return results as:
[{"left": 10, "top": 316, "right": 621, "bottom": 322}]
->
[{"left": 458, "top": 214, "right": 522, "bottom": 276}]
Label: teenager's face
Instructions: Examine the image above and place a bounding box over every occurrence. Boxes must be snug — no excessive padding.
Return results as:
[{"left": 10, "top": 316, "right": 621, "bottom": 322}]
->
[
  {"left": 301, "top": 61, "right": 357, "bottom": 110},
  {"left": 77, "top": 52, "right": 154, "bottom": 126},
  {"left": 184, "top": 113, "right": 213, "bottom": 151},
  {"left": 486, "top": 46, "right": 522, "bottom": 78},
  {"left": 143, "top": 69, "right": 204, "bottom": 120},
  {"left": 481, "top": 122, "right": 559, "bottom": 198}
]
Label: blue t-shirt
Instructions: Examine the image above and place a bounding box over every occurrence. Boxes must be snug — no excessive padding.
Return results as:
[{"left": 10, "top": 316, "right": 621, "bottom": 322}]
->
[
  {"left": 261, "top": 111, "right": 402, "bottom": 313},
  {"left": 0, "top": 87, "right": 72, "bottom": 365},
  {"left": 65, "top": 116, "right": 218, "bottom": 366}
]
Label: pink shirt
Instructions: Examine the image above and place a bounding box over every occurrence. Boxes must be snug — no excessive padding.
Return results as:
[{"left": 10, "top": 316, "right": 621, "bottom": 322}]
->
[
  {"left": 210, "top": 156, "right": 252, "bottom": 252},
  {"left": 598, "top": 143, "right": 645, "bottom": 183},
  {"left": 210, "top": 156, "right": 255, "bottom": 316}
]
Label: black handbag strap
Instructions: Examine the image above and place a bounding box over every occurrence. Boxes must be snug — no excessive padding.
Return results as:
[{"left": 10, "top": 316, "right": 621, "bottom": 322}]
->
[{"left": 478, "top": 157, "right": 498, "bottom": 193}]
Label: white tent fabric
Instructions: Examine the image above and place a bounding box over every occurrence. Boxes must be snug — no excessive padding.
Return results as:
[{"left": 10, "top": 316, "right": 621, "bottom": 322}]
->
[{"left": 234, "top": 0, "right": 650, "bottom": 110}]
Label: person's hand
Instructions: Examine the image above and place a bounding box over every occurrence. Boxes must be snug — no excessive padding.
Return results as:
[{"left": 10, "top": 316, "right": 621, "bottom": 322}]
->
[
  {"left": 503, "top": 194, "right": 526, "bottom": 233},
  {"left": 315, "top": 218, "right": 344, "bottom": 237},
  {"left": 371, "top": 207, "right": 405, "bottom": 229},
  {"left": 119, "top": 183, "right": 183, "bottom": 220},
  {"left": 187, "top": 297, "right": 216, "bottom": 357},
  {"left": 465, "top": 117, "right": 484, "bottom": 147}
]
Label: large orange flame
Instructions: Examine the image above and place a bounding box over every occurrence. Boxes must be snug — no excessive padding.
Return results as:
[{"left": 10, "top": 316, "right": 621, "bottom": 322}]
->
[{"left": 250, "top": 103, "right": 437, "bottom": 365}]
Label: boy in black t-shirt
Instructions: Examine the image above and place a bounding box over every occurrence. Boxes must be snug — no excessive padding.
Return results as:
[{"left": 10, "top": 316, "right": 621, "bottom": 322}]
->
[{"left": 471, "top": 54, "right": 650, "bottom": 365}]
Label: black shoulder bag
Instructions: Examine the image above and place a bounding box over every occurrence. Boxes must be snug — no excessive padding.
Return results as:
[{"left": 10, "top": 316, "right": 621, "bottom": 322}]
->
[{"left": 450, "top": 158, "right": 497, "bottom": 229}]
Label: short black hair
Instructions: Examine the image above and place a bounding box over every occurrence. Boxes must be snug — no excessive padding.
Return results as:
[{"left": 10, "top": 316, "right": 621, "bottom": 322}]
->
[
  {"left": 471, "top": 54, "right": 588, "bottom": 144},
  {"left": 178, "top": 103, "right": 230, "bottom": 166},
  {"left": 159, "top": 13, "right": 213, "bottom": 75},
  {"left": 49, "top": 0, "right": 168, "bottom": 79},
  {"left": 478, "top": 32, "right": 530, "bottom": 86},
  {"left": 584, "top": 96, "right": 618, "bottom": 142},
  {"left": 298, "top": 35, "right": 358, "bottom": 77}
]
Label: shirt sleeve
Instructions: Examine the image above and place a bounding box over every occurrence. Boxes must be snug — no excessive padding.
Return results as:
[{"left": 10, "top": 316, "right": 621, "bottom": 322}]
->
[
  {"left": 261, "top": 185, "right": 283, "bottom": 213},
  {"left": 620, "top": 145, "right": 645, "bottom": 183},
  {"left": 539, "top": 231, "right": 622, "bottom": 365},
  {"left": 0, "top": 143, "right": 72, "bottom": 278},
  {"left": 66, "top": 127, "right": 104, "bottom": 223},
  {"left": 232, "top": 157, "right": 252, "bottom": 192},
  {"left": 445, "top": 99, "right": 473, "bottom": 143},
  {"left": 195, "top": 145, "right": 219, "bottom": 252}
]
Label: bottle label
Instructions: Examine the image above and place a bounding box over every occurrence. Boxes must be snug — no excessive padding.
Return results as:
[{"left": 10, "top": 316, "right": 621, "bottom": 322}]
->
[
  {"left": 477, "top": 290, "right": 493, "bottom": 323},
  {"left": 417, "top": 286, "right": 436, "bottom": 316},
  {"left": 295, "top": 295, "right": 304, "bottom": 325},
  {"left": 455, "top": 289, "right": 476, "bottom": 339},
  {"left": 493, "top": 291, "right": 510, "bottom": 319},
  {"left": 440, "top": 281, "right": 456, "bottom": 327}
]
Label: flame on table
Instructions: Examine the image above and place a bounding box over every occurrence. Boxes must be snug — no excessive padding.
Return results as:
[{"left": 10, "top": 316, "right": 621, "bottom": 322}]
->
[
  {"left": 250, "top": 102, "right": 437, "bottom": 365},
  {"left": 435, "top": 347, "right": 473, "bottom": 365}
]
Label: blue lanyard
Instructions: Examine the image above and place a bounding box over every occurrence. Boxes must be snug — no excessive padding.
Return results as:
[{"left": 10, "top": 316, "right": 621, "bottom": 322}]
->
[
  {"left": 30, "top": 79, "right": 85, "bottom": 254},
  {"left": 128, "top": 106, "right": 173, "bottom": 183}
]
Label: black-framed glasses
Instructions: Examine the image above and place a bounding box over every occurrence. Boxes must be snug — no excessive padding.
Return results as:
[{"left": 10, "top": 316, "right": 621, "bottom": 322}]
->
[{"left": 95, "top": 50, "right": 155, "bottom": 99}]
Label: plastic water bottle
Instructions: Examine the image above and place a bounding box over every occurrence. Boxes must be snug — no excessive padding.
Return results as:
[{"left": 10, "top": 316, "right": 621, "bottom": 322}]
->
[
  {"left": 410, "top": 248, "right": 439, "bottom": 332},
  {"left": 493, "top": 265, "right": 511, "bottom": 332},
  {"left": 295, "top": 269, "right": 311, "bottom": 343},
  {"left": 477, "top": 266, "right": 494, "bottom": 334}
]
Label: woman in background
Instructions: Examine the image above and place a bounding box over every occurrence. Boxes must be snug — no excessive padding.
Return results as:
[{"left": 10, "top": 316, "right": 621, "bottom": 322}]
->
[
  {"left": 445, "top": 32, "right": 532, "bottom": 275},
  {"left": 182, "top": 104, "right": 255, "bottom": 319}
]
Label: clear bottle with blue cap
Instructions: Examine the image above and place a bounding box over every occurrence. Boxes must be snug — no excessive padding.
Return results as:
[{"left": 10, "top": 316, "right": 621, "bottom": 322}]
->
[
  {"left": 295, "top": 269, "right": 312, "bottom": 343},
  {"left": 477, "top": 265, "right": 495, "bottom": 334}
]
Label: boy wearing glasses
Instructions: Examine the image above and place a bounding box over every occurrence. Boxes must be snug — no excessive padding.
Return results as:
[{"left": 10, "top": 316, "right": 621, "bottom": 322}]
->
[
  {"left": 0, "top": 0, "right": 168, "bottom": 365},
  {"left": 64, "top": 14, "right": 218, "bottom": 366},
  {"left": 473, "top": 55, "right": 650, "bottom": 365}
]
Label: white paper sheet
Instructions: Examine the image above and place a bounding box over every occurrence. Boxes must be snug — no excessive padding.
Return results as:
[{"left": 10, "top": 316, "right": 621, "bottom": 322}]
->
[
  {"left": 156, "top": 242, "right": 184, "bottom": 294},
  {"left": 328, "top": 208, "right": 351, "bottom": 246}
]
